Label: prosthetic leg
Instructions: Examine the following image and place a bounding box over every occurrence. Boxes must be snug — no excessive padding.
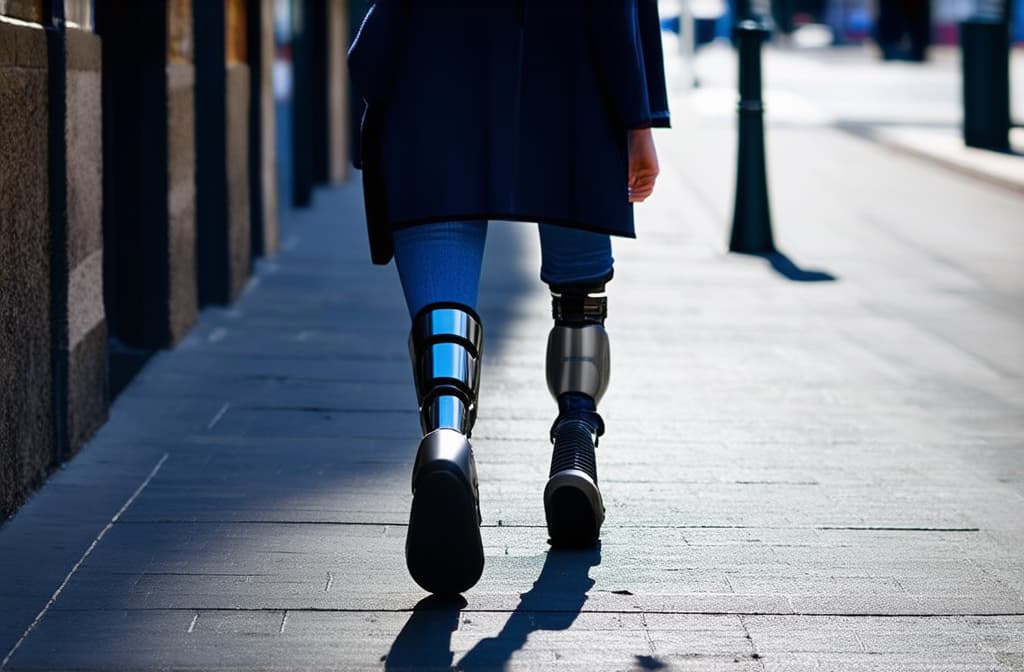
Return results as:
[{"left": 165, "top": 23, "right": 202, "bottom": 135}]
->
[
  {"left": 405, "top": 302, "right": 485, "bottom": 594},
  {"left": 544, "top": 277, "right": 611, "bottom": 547}
]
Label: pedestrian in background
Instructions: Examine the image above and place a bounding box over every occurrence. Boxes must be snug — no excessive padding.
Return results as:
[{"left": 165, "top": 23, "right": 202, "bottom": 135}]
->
[
  {"left": 348, "top": 0, "right": 670, "bottom": 595},
  {"left": 876, "top": 0, "right": 932, "bottom": 61}
]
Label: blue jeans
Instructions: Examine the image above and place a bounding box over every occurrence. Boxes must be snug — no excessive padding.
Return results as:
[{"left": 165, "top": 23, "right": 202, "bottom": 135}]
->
[{"left": 393, "top": 221, "right": 613, "bottom": 319}]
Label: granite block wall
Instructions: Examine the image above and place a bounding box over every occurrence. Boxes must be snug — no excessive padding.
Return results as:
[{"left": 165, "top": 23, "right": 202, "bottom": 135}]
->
[
  {"left": 0, "top": 20, "right": 52, "bottom": 517},
  {"left": 65, "top": 27, "right": 108, "bottom": 449},
  {"left": 226, "top": 63, "right": 252, "bottom": 299},
  {"left": 167, "top": 62, "right": 198, "bottom": 343}
]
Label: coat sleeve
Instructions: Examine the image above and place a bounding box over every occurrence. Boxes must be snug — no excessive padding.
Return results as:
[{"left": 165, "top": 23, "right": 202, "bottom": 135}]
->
[
  {"left": 585, "top": 0, "right": 671, "bottom": 129},
  {"left": 637, "top": 0, "right": 671, "bottom": 128}
]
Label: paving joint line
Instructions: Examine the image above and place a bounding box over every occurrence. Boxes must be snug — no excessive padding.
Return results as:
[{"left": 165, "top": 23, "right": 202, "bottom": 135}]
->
[
  {"left": 109, "top": 520, "right": 982, "bottom": 532},
  {"left": 41, "top": 607, "right": 1024, "bottom": 618},
  {"left": 0, "top": 453, "right": 170, "bottom": 670}
]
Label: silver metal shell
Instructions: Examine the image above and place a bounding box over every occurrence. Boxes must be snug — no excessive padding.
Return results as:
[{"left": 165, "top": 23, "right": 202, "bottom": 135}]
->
[
  {"left": 409, "top": 306, "right": 484, "bottom": 434},
  {"left": 545, "top": 324, "right": 610, "bottom": 402},
  {"left": 409, "top": 308, "right": 483, "bottom": 359},
  {"left": 423, "top": 396, "right": 467, "bottom": 435}
]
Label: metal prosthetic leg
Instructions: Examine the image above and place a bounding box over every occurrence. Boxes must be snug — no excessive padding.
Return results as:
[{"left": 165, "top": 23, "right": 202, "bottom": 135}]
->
[
  {"left": 405, "top": 303, "right": 485, "bottom": 594},
  {"left": 544, "top": 278, "right": 611, "bottom": 548}
]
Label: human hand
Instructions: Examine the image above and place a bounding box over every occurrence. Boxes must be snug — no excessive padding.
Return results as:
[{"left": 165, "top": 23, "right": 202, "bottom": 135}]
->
[{"left": 628, "top": 128, "right": 659, "bottom": 203}]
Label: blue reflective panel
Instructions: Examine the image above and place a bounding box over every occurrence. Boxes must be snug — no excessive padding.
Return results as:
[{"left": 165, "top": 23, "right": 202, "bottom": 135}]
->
[
  {"left": 428, "top": 309, "right": 470, "bottom": 340},
  {"left": 429, "top": 342, "right": 469, "bottom": 381},
  {"left": 433, "top": 396, "right": 465, "bottom": 431}
]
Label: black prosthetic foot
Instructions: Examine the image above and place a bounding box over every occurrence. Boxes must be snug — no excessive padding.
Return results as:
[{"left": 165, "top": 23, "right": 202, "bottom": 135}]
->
[
  {"left": 406, "top": 429, "right": 484, "bottom": 594},
  {"left": 544, "top": 395, "right": 605, "bottom": 548}
]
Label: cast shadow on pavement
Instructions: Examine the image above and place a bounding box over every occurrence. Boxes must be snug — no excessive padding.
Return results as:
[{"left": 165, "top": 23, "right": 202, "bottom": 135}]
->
[
  {"left": 383, "top": 595, "right": 468, "bottom": 671},
  {"left": 758, "top": 251, "right": 837, "bottom": 283},
  {"left": 385, "top": 546, "right": 601, "bottom": 671}
]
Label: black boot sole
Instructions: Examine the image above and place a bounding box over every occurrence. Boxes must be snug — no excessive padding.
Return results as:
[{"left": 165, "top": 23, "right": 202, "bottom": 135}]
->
[
  {"left": 544, "top": 471, "right": 604, "bottom": 549},
  {"left": 406, "top": 463, "right": 484, "bottom": 595}
]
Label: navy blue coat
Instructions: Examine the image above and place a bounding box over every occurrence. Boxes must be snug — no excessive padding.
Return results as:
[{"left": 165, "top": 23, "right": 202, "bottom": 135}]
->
[{"left": 349, "top": 1, "right": 671, "bottom": 264}]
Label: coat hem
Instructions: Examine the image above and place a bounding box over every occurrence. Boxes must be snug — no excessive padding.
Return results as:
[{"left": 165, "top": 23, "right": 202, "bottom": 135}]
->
[{"left": 371, "top": 213, "right": 637, "bottom": 266}]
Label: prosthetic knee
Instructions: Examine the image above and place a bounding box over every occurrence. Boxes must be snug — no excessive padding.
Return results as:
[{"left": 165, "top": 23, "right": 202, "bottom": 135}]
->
[
  {"left": 405, "top": 302, "right": 485, "bottom": 594},
  {"left": 543, "top": 275, "right": 611, "bottom": 547}
]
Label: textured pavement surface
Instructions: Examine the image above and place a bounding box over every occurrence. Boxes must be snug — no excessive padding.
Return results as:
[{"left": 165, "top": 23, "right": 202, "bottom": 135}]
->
[{"left": 2, "top": 48, "right": 1024, "bottom": 670}]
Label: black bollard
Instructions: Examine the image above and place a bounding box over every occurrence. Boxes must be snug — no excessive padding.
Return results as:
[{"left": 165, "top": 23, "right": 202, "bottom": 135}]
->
[
  {"left": 960, "top": 17, "right": 1011, "bottom": 151},
  {"left": 729, "top": 20, "right": 775, "bottom": 255}
]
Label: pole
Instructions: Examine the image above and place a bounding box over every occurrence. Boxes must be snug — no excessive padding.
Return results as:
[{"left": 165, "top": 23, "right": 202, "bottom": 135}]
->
[
  {"left": 729, "top": 19, "right": 775, "bottom": 254},
  {"left": 960, "top": 1, "right": 1012, "bottom": 151},
  {"left": 680, "top": 0, "right": 697, "bottom": 88}
]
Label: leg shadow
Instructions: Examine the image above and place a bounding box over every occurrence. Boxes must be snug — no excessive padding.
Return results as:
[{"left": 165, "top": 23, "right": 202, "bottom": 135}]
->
[
  {"left": 456, "top": 545, "right": 602, "bottom": 671},
  {"left": 384, "top": 595, "right": 467, "bottom": 672},
  {"left": 751, "top": 251, "right": 837, "bottom": 282}
]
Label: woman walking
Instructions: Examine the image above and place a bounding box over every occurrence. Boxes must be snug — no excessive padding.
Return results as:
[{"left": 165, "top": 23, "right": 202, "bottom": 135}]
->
[{"left": 348, "top": 0, "right": 670, "bottom": 595}]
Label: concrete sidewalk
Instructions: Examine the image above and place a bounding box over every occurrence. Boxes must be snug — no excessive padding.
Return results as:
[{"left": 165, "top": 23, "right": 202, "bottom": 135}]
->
[{"left": 3, "top": 61, "right": 1024, "bottom": 672}]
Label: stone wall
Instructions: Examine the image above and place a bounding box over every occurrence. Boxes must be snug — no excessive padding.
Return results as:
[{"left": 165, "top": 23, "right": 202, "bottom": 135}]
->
[
  {"left": 226, "top": 63, "right": 252, "bottom": 299},
  {"left": 0, "top": 0, "right": 336, "bottom": 520},
  {"left": 167, "top": 62, "right": 198, "bottom": 343},
  {"left": 0, "top": 19, "right": 51, "bottom": 516},
  {"left": 328, "top": 0, "right": 349, "bottom": 184},
  {"left": 65, "top": 28, "right": 108, "bottom": 449},
  {"left": 256, "top": 0, "right": 279, "bottom": 255}
]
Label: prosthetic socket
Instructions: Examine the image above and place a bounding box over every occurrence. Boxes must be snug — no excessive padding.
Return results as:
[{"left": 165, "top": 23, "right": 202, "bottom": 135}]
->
[
  {"left": 546, "top": 279, "right": 611, "bottom": 408},
  {"left": 409, "top": 303, "right": 484, "bottom": 437}
]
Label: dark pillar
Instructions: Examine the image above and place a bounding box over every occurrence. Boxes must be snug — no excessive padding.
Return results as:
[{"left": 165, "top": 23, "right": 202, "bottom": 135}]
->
[
  {"left": 98, "top": 2, "right": 171, "bottom": 391},
  {"left": 247, "top": 0, "right": 265, "bottom": 256},
  {"left": 194, "top": 0, "right": 252, "bottom": 305},
  {"left": 905, "top": 0, "right": 932, "bottom": 62},
  {"left": 311, "top": 0, "right": 329, "bottom": 184},
  {"left": 961, "top": 12, "right": 1012, "bottom": 151},
  {"left": 97, "top": 0, "right": 199, "bottom": 395},
  {"left": 291, "top": 0, "right": 314, "bottom": 207},
  {"left": 195, "top": 0, "right": 231, "bottom": 304},
  {"left": 772, "top": 0, "right": 794, "bottom": 34}
]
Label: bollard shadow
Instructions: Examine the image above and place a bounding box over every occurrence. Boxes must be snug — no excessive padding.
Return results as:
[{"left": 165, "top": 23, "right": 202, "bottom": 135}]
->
[
  {"left": 742, "top": 250, "right": 837, "bottom": 283},
  {"left": 455, "top": 545, "right": 602, "bottom": 670},
  {"left": 836, "top": 120, "right": 1023, "bottom": 157},
  {"left": 634, "top": 654, "right": 671, "bottom": 670}
]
